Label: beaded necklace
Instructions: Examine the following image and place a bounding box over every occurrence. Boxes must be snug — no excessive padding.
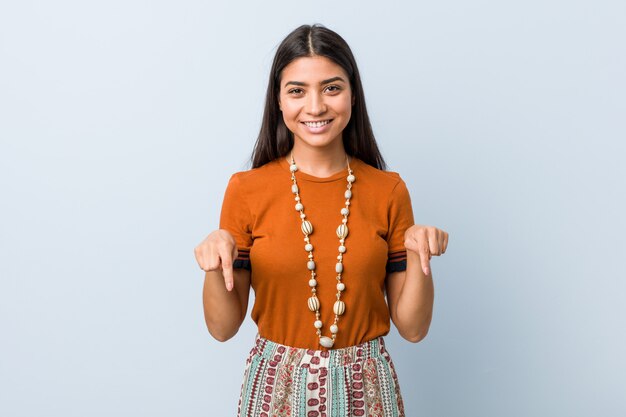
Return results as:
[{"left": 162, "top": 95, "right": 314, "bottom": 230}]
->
[{"left": 288, "top": 152, "right": 355, "bottom": 348}]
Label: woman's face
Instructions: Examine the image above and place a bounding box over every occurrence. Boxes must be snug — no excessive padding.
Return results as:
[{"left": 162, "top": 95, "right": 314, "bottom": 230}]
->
[{"left": 278, "top": 55, "right": 354, "bottom": 151}]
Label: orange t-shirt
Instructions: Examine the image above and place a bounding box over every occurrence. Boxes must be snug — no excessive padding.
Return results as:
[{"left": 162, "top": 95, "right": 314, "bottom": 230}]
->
[{"left": 219, "top": 156, "right": 414, "bottom": 349}]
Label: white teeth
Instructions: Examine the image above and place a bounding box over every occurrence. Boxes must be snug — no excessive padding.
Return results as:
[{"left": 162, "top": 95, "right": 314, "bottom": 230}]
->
[{"left": 304, "top": 120, "right": 331, "bottom": 128}]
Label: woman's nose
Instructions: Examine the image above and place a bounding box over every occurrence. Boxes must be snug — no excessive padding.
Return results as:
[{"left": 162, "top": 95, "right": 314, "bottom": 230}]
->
[{"left": 305, "top": 93, "right": 326, "bottom": 116}]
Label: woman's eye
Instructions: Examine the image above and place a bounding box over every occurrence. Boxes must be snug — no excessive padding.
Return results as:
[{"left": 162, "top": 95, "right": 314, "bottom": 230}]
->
[
  {"left": 288, "top": 88, "right": 303, "bottom": 95},
  {"left": 325, "top": 85, "right": 341, "bottom": 93}
]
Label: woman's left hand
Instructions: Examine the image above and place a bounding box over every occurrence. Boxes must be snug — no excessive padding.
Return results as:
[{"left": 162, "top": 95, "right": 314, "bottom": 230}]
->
[{"left": 404, "top": 225, "right": 449, "bottom": 276}]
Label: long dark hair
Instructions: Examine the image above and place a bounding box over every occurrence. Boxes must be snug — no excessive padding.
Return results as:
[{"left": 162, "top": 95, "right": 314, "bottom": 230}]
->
[{"left": 250, "top": 24, "right": 387, "bottom": 170}]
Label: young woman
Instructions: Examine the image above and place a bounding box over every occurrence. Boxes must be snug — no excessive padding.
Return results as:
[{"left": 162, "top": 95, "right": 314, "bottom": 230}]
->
[{"left": 195, "top": 24, "right": 448, "bottom": 417}]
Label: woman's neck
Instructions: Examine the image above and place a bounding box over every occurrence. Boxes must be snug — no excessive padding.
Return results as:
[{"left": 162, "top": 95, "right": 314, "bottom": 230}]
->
[{"left": 289, "top": 141, "right": 349, "bottom": 178}]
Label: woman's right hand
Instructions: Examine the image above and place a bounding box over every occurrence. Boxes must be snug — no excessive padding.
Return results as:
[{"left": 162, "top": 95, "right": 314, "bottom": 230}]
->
[{"left": 194, "top": 229, "right": 238, "bottom": 291}]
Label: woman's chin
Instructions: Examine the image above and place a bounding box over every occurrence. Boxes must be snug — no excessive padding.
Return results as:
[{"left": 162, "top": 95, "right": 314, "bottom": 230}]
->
[{"left": 293, "top": 133, "right": 343, "bottom": 149}]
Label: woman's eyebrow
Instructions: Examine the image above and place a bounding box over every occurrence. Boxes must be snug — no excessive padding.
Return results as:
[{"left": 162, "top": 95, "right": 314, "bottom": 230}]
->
[{"left": 284, "top": 76, "right": 346, "bottom": 88}]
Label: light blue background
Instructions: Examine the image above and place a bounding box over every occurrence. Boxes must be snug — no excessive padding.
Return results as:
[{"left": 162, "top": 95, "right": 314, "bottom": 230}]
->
[{"left": 1, "top": 1, "right": 624, "bottom": 416}]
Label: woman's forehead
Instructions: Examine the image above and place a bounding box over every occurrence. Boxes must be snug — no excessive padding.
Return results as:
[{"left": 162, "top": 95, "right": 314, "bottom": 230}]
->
[{"left": 280, "top": 56, "right": 348, "bottom": 87}]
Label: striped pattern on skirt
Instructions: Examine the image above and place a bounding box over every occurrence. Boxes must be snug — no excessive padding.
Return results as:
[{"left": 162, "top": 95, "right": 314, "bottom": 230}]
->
[{"left": 237, "top": 334, "right": 405, "bottom": 417}]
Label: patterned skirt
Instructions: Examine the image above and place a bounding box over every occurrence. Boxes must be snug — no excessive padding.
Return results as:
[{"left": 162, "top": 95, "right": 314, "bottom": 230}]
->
[{"left": 237, "top": 334, "right": 405, "bottom": 417}]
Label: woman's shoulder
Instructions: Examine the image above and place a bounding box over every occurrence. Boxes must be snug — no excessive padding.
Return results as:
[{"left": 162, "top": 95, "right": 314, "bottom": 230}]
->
[
  {"left": 228, "top": 158, "right": 284, "bottom": 182},
  {"left": 355, "top": 158, "right": 405, "bottom": 188},
  {"left": 225, "top": 159, "right": 285, "bottom": 198}
]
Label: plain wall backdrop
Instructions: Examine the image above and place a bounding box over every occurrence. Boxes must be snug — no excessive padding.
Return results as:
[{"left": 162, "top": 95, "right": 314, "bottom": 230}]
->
[{"left": 1, "top": 0, "right": 624, "bottom": 416}]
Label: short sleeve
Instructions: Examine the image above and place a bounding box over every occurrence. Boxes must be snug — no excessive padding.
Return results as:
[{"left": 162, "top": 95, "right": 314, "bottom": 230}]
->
[
  {"left": 386, "top": 177, "right": 415, "bottom": 273},
  {"left": 219, "top": 173, "right": 253, "bottom": 270}
]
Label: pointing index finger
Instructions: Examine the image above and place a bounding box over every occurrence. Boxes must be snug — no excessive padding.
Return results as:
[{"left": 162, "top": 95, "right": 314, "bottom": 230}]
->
[
  {"left": 220, "top": 250, "right": 235, "bottom": 291},
  {"left": 419, "top": 244, "right": 431, "bottom": 276}
]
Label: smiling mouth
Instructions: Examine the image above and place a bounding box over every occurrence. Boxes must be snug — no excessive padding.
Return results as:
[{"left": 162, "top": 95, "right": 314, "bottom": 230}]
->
[{"left": 302, "top": 119, "right": 332, "bottom": 128}]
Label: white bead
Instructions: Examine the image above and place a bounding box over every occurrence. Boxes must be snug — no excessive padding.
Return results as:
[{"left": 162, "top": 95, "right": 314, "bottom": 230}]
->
[
  {"left": 336, "top": 224, "right": 348, "bottom": 239},
  {"left": 333, "top": 300, "right": 346, "bottom": 315},
  {"left": 309, "top": 279, "right": 317, "bottom": 287},
  {"left": 295, "top": 203, "right": 303, "bottom": 211},
  {"left": 344, "top": 190, "right": 352, "bottom": 199},
  {"left": 308, "top": 297, "right": 320, "bottom": 312},
  {"left": 347, "top": 174, "right": 355, "bottom": 183},
  {"left": 305, "top": 243, "right": 313, "bottom": 251},
  {"left": 319, "top": 336, "right": 334, "bottom": 348},
  {"left": 314, "top": 320, "right": 323, "bottom": 329},
  {"left": 330, "top": 324, "right": 339, "bottom": 334},
  {"left": 341, "top": 207, "right": 349, "bottom": 216},
  {"left": 300, "top": 213, "right": 306, "bottom": 219},
  {"left": 342, "top": 218, "right": 347, "bottom": 224},
  {"left": 301, "top": 220, "right": 313, "bottom": 235},
  {"left": 337, "top": 282, "right": 345, "bottom": 291},
  {"left": 335, "top": 263, "right": 343, "bottom": 273},
  {"left": 338, "top": 245, "right": 346, "bottom": 253},
  {"left": 290, "top": 164, "right": 298, "bottom": 172},
  {"left": 292, "top": 184, "right": 299, "bottom": 193},
  {"left": 307, "top": 260, "right": 316, "bottom": 270},
  {"left": 295, "top": 196, "right": 300, "bottom": 201}
]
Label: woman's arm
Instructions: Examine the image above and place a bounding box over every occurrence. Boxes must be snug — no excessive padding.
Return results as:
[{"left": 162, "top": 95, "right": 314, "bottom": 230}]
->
[
  {"left": 385, "top": 224, "right": 446, "bottom": 342},
  {"left": 196, "top": 229, "right": 251, "bottom": 342},
  {"left": 202, "top": 267, "right": 251, "bottom": 342},
  {"left": 385, "top": 250, "right": 434, "bottom": 342}
]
